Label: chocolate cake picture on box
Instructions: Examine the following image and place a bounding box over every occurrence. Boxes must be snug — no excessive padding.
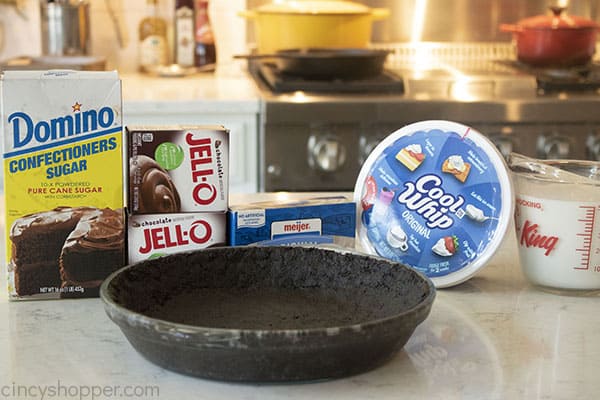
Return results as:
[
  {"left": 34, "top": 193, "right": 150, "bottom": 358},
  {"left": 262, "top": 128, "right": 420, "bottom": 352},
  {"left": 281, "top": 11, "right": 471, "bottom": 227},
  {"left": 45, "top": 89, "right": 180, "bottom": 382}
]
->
[{"left": 10, "top": 207, "right": 125, "bottom": 298}]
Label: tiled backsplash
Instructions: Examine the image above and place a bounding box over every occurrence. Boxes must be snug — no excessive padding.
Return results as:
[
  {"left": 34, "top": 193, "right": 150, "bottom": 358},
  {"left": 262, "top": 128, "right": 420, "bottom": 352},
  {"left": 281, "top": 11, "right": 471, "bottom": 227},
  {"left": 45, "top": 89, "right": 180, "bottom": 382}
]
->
[{"left": 0, "top": 0, "right": 182, "bottom": 73}]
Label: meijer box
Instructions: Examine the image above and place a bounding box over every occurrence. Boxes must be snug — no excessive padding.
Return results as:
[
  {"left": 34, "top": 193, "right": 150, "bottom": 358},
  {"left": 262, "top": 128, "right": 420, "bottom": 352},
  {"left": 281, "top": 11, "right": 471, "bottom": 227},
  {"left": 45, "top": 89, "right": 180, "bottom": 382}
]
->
[{"left": 228, "top": 196, "right": 356, "bottom": 247}]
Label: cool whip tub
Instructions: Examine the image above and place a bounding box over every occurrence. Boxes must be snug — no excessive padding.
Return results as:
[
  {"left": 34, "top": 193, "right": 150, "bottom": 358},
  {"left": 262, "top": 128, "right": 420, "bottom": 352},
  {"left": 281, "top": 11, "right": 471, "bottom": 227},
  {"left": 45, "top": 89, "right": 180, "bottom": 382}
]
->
[
  {"left": 354, "top": 120, "right": 513, "bottom": 288},
  {"left": 510, "top": 154, "right": 600, "bottom": 293}
]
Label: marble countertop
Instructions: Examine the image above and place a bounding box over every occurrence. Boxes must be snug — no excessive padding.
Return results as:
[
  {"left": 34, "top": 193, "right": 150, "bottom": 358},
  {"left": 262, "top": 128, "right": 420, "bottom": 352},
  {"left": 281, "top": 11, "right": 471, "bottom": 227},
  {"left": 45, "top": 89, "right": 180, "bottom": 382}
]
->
[
  {"left": 120, "top": 66, "right": 262, "bottom": 115},
  {"left": 1, "top": 194, "right": 598, "bottom": 400}
]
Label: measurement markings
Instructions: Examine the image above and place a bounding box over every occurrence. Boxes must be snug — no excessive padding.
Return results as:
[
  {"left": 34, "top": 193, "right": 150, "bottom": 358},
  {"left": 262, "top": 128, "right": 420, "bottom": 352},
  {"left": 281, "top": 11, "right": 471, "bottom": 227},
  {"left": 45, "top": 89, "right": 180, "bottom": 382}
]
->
[
  {"left": 460, "top": 127, "right": 471, "bottom": 140},
  {"left": 575, "top": 205, "right": 596, "bottom": 270}
]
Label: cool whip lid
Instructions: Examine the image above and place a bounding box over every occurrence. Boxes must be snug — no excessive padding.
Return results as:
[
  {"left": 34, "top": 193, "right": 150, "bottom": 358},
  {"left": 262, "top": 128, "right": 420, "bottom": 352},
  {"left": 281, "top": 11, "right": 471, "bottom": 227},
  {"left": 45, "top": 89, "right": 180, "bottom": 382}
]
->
[{"left": 354, "top": 120, "right": 514, "bottom": 288}]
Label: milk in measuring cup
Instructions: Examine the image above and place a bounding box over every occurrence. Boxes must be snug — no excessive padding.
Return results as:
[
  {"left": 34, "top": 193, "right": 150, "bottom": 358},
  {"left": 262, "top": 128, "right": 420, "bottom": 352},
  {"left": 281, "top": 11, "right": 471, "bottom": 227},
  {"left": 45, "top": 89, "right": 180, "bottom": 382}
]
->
[{"left": 511, "top": 155, "right": 600, "bottom": 293}]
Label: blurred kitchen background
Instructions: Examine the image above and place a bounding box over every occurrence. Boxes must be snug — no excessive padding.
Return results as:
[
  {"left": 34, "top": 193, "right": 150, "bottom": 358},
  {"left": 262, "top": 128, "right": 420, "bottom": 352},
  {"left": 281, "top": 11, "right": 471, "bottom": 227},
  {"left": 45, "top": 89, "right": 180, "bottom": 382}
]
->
[
  {"left": 2, "top": 0, "right": 600, "bottom": 72},
  {"left": 4, "top": 0, "right": 600, "bottom": 193},
  {"left": 0, "top": 0, "right": 198, "bottom": 72},
  {"left": 248, "top": 0, "right": 600, "bottom": 42}
]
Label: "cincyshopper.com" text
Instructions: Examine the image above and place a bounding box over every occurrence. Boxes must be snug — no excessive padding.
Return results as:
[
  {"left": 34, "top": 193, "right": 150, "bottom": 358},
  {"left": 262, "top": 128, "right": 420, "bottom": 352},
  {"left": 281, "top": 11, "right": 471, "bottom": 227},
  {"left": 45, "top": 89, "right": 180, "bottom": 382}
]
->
[{"left": 0, "top": 380, "right": 160, "bottom": 400}]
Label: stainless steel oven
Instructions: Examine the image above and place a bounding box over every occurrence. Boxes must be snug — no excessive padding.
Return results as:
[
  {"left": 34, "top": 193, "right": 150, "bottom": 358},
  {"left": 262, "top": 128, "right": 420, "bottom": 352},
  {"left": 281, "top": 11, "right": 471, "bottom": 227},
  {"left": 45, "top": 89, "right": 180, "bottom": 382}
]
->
[
  {"left": 245, "top": 1, "right": 600, "bottom": 192},
  {"left": 251, "top": 43, "right": 600, "bottom": 191}
]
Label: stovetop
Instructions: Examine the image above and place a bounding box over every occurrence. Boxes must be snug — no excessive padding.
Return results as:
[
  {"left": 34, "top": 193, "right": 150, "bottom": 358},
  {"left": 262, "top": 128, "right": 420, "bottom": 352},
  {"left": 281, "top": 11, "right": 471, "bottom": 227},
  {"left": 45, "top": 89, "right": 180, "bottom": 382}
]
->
[
  {"left": 495, "top": 60, "right": 600, "bottom": 93},
  {"left": 256, "top": 62, "right": 405, "bottom": 94},
  {"left": 249, "top": 54, "right": 600, "bottom": 102},
  {"left": 536, "top": 67, "right": 600, "bottom": 93}
]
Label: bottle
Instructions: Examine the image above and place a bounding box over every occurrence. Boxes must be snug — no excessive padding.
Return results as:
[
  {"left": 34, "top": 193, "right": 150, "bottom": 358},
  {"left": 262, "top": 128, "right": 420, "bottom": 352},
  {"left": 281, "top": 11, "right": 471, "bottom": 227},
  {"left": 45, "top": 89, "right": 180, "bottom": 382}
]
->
[
  {"left": 174, "top": 0, "right": 196, "bottom": 67},
  {"left": 194, "top": 0, "right": 216, "bottom": 67},
  {"left": 138, "top": 0, "right": 168, "bottom": 72}
]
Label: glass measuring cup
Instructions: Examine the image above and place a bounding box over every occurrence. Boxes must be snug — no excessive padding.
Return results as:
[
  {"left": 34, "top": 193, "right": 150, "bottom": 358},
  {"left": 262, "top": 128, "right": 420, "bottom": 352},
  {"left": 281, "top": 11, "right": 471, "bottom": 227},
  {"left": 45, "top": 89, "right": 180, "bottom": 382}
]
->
[{"left": 509, "top": 153, "right": 600, "bottom": 294}]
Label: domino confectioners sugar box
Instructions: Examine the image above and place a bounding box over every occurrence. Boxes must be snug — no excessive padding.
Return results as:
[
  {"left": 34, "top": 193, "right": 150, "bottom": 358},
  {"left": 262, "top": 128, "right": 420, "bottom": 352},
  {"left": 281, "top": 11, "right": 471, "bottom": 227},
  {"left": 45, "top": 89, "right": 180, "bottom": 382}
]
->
[{"left": 1, "top": 70, "right": 125, "bottom": 300}]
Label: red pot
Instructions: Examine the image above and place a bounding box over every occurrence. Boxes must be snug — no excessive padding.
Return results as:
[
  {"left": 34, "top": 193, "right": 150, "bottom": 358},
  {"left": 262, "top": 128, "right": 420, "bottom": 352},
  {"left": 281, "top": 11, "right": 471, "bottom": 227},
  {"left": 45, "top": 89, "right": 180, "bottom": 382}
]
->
[{"left": 500, "top": 7, "right": 600, "bottom": 67}]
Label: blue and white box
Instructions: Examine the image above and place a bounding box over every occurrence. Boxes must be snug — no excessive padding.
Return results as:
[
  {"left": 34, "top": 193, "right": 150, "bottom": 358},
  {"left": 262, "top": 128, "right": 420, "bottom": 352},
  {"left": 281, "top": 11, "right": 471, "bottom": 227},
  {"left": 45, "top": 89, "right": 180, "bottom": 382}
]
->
[{"left": 227, "top": 196, "right": 356, "bottom": 247}]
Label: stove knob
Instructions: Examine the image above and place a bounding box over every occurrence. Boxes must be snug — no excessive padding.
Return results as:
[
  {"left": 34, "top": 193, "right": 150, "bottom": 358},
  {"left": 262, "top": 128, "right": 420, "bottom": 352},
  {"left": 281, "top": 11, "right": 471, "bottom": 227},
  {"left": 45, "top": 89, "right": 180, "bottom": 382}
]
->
[
  {"left": 489, "top": 135, "right": 514, "bottom": 159},
  {"left": 587, "top": 132, "right": 600, "bottom": 160},
  {"left": 537, "top": 135, "right": 571, "bottom": 159},
  {"left": 308, "top": 135, "right": 347, "bottom": 173},
  {"left": 359, "top": 135, "right": 384, "bottom": 165},
  {"left": 266, "top": 164, "right": 282, "bottom": 177}
]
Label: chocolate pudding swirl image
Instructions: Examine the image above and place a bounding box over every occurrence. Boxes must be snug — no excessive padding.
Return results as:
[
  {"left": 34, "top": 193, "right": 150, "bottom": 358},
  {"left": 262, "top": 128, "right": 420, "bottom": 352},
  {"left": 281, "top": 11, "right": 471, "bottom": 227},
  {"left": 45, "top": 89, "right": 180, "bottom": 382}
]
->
[{"left": 131, "top": 155, "right": 181, "bottom": 213}]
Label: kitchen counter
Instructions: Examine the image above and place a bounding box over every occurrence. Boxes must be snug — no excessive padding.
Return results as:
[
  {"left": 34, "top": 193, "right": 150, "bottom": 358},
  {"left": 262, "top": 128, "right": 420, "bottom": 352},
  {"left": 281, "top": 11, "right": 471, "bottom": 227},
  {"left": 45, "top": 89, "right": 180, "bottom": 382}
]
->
[
  {"left": 120, "top": 68, "right": 262, "bottom": 115},
  {"left": 118, "top": 68, "right": 262, "bottom": 193},
  {"left": 0, "top": 193, "right": 598, "bottom": 400}
]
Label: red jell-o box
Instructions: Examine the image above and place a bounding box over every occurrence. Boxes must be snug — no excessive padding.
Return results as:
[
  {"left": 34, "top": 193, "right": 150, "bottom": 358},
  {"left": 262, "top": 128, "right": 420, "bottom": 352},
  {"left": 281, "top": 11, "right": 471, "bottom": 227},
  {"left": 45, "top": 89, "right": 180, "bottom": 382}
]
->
[
  {"left": 128, "top": 212, "right": 226, "bottom": 263},
  {"left": 128, "top": 126, "right": 229, "bottom": 214}
]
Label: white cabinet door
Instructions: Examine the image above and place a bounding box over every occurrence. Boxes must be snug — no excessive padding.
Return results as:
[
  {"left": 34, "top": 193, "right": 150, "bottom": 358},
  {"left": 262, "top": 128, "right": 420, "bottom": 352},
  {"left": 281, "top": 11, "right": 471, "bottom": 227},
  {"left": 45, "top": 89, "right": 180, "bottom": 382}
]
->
[{"left": 123, "top": 111, "right": 259, "bottom": 193}]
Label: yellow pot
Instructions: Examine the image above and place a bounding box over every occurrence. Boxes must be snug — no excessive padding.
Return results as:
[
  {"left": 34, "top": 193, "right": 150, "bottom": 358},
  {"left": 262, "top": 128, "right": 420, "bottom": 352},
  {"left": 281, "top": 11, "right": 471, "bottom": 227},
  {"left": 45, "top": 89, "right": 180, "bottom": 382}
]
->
[{"left": 239, "top": 1, "right": 390, "bottom": 54}]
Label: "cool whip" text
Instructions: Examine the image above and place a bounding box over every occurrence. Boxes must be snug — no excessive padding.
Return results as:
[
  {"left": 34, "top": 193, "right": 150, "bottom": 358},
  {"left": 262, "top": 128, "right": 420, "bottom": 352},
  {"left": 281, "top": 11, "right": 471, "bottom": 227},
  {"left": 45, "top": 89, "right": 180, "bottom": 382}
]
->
[{"left": 397, "top": 174, "right": 465, "bottom": 229}]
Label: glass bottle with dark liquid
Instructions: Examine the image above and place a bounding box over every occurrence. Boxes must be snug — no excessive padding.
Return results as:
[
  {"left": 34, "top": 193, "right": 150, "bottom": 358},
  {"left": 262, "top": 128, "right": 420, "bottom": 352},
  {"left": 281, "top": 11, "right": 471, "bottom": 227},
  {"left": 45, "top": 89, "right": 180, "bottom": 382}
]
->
[{"left": 194, "top": 0, "right": 216, "bottom": 68}]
